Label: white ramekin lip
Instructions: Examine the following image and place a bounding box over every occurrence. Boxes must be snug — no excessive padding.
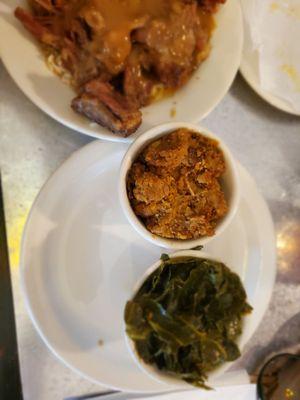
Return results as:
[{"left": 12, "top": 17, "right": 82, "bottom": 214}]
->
[
  {"left": 124, "top": 250, "right": 245, "bottom": 388},
  {"left": 119, "top": 122, "right": 240, "bottom": 250}
]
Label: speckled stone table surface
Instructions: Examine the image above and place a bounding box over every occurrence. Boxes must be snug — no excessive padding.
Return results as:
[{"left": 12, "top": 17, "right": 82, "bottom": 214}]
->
[{"left": 0, "top": 60, "right": 300, "bottom": 400}]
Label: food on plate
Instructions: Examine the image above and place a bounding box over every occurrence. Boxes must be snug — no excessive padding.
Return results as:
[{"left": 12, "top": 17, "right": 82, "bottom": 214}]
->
[
  {"left": 126, "top": 128, "right": 228, "bottom": 240},
  {"left": 15, "top": 0, "right": 226, "bottom": 136},
  {"left": 125, "top": 255, "right": 252, "bottom": 388}
]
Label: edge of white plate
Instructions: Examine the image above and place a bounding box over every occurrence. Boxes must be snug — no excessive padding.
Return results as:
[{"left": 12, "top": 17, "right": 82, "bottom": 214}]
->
[
  {"left": 19, "top": 141, "right": 140, "bottom": 392},
  {"left": 240, "top": 55, "right": 300, "bottom": 116},
  {"left": 236, "top": 162, "right": 277, "bottom": 342},
  {"left": 20, "top": 141, "right": 277, "bottom": 392}
]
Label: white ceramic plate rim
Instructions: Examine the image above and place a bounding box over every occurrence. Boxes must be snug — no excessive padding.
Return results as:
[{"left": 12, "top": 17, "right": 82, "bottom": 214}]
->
[
  {"left": 20, "top": 141, "right": 276, "bottom": 392},
  {"left": 240, "top": 61, "right": 300, "bottom": 116},
  {"left": 239, "top": 6, "right": 299, "bottom": 116}
]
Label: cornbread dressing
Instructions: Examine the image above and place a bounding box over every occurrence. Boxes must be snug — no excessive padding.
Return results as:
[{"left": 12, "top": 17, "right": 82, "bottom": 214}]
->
[{"left": 127, "top": 129, "right": 228, "bottom": 240}]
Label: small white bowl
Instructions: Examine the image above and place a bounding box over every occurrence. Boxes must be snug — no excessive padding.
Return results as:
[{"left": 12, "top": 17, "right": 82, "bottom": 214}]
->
[
  {"left": 119, "top": 122, "right": 240, "bottom": 250},
  {"left": 124, "top": 250, "right": 248, "bottom": 389}
]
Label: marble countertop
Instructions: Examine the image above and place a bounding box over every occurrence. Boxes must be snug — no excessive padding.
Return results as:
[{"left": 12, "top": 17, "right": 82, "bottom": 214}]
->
[{"left": 1, "top": 60, "right": 300, "bottom": 399}]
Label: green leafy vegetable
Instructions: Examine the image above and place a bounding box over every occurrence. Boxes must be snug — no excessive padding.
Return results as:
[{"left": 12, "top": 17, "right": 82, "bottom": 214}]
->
[
  {"left": 191, "top": 245, "right": 204, "bottom": 251},
  {"left": 124, "top": 256, "right": 252, "bottom": 388},
  {"left": 160, "top": 253, "right": 170, "bottom": 261}
]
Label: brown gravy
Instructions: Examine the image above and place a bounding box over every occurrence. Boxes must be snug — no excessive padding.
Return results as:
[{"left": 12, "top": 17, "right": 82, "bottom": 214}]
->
[{"left": 49, "top": 0, "right": 214, "bottom": 74}]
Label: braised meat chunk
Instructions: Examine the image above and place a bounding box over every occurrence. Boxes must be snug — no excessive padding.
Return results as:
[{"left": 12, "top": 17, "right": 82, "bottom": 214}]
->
[
  {"left": 15, "top": 7, "right": 60, "bottom": 48},
  {"left": 72, "top": 81, "right": 142, "bottom": 136},
  {"left": 123, "top": 47, "right": 155, "bottom": 108},
  {"left": 133, "top": 1, "right": 207, "bottom": 89},
  {"left": 15, "top": 0, "right": 226, "bottom": 135}
]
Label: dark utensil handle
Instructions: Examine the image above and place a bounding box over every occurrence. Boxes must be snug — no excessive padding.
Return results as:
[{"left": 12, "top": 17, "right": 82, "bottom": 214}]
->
[{"left": 0, "top": 176, "right": 23, "bottom": 399}]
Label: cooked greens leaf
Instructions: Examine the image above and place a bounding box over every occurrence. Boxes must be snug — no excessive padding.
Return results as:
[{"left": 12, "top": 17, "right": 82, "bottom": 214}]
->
[
  {"left": 191, "top": 245, "right": 204, "bottom": 251},
  {"left": 160, "top": 253, "right": 170, "bottom": 261},
  {"left": 124, "top": 256, "right": 252, "bottom": 388}
]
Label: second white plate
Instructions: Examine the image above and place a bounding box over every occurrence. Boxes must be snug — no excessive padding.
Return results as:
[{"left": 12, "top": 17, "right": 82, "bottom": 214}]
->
[
  {"left": 21, "top": 140, "right": 276, "bottom": 392},
  {"left": 240, "top": 15, "right": 300, "bottom": 116}
]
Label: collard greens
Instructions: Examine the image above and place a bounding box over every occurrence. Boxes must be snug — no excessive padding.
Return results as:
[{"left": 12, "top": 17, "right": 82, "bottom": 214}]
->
[{"left": 124, "top": 256, "right": 252, "bottom": 388}]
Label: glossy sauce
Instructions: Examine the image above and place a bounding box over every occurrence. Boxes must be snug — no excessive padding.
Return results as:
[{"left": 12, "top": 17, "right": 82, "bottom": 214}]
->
[
  {"left": 91, "top": 0, "right": 168, "bottom": 29},
  {"left": 84, "top": 0, "right": 170, "bottom": 73},
  {"left": 50, "top": 0, "right": 214, "bottom": 79}
]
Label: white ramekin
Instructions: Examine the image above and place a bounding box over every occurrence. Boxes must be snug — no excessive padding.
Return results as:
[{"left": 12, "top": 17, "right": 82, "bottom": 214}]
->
[
  {"left": 124, "top": 250, "right": 249, "bottom": 388},
  {"left": 119, "top": 122, "right": 240, "bottom": 250}
]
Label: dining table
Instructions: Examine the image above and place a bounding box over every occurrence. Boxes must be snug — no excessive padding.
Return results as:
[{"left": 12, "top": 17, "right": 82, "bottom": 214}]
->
[{"left": 0, "top": 59, "right": 300, "bottom": 399}]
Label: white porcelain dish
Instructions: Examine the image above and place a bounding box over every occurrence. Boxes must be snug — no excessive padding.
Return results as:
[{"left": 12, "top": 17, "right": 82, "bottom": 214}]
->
[
  {"left": 125, "top": 250, "right": 251, "bottom": 389},
  {"left": 0, "top": 0, "right": 243, "bottom": 142},
  {"left": 240, "top": 24, "right": 300, "bottom": 116},
  {"left": 20, "top": 140, "right": 276, "bottom": 392},
  {"left": 119, "top": 122, "right": 240, "bottom": 249}
]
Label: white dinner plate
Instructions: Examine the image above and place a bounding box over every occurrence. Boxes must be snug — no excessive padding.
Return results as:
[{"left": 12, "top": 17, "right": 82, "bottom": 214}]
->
[
  {"left": 21, "top": 140, "right": 276, "bottom": 393},
  {"left": 0, "top": 0, "right": 243, "bottom": 142},
  {"left": 240, "top": 22, "right": 300, "bottom": 116}
]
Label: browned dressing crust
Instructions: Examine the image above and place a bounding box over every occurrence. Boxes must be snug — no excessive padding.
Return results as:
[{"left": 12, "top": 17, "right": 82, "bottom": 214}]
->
[{"left": 127, "top": 128, "right": 228, "bottom": 240}]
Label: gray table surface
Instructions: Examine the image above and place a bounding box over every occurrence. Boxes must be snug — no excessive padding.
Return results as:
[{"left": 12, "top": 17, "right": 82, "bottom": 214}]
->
[{"left": 1, "top": 60, "right": 300, "bottom": 400}]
